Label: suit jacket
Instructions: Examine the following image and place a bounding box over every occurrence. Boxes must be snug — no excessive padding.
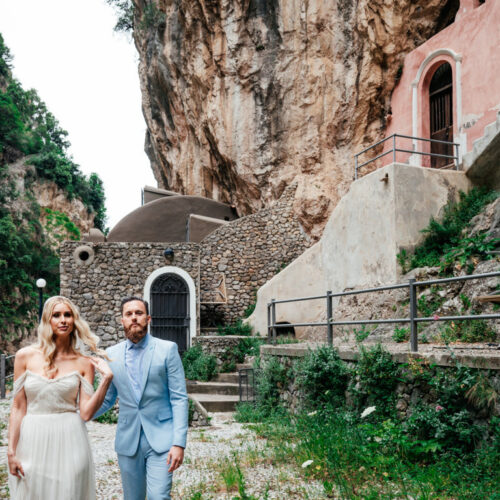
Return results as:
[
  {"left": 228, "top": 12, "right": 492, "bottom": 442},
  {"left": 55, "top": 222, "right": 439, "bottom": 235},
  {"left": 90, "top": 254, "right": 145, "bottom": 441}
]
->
[{"left": 94, "top": 335, "right": 188, "bottom": 457}]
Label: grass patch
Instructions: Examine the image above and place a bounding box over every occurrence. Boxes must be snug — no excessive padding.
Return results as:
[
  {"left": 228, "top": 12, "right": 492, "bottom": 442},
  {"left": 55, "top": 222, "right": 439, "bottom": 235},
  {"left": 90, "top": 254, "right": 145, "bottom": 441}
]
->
[
  {"left": 439, "top": 319, "right": 497, "bottom": 343},
  {"left": 234, "top": 345, "right": 499, "bottom": 498}
]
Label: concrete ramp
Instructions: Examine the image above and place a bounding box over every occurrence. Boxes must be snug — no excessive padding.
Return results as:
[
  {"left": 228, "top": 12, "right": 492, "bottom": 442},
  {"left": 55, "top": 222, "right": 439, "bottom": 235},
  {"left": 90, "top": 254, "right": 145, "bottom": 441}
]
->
[
  {"left": 463, "top": 111, "right": 500, "bottom": 190},
  {"left": 247, "top": 163, "right": 471, "bottom": 337}
]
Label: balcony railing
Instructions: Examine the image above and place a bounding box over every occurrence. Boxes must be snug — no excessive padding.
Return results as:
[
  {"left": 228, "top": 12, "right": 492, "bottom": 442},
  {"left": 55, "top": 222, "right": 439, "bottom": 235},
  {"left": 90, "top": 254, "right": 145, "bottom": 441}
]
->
[{"left": 354, "top": 134, "right": 460, "bottom": 180}]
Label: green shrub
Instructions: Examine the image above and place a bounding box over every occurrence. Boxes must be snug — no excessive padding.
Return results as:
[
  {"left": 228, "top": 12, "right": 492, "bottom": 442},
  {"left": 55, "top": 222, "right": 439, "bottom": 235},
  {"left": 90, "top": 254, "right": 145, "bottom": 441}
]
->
[
  {"left": 409, "top": 188, "right": 498, "bottom": 270},
  {"left": 296, "top": 346, "right": 350, "bottom": 410},
  {"left": 353, "top": 325, "right": 372, "bottom": 342},
  {"left": 350, "top": 344, "right": 400, "bottom": 416},
  {"left": 0, "top": 93, "right": 25, "bottom": 152},
  {"left": 253, "top": 356, "right": 290, "bottom": 416},
  {"left": 43, "top": 208, "right": 80, "bottom": 242},
  {"left": 217, "top": 319, "right": 253, "bottom": 336},
  {"left": 188, "top": 399, "right": 195, "bottom": 426},
  {"left": 95, "top": 409, "right": 119, "bottom": 424},
  {"left": 93, "top": 378, "right": 119, "bottom": 424},
  {"left": 182, "top": 345, "right": 217, "bottom": 382},
  {"left": 439, "top": 319, "right": 497, "bottom": 343},
  {"left": 417, "top": 286, "right": 445, "bottom": 317},
  {"left": 393, "top": 326, "right": 410, "bottom": 342},
  {"left": 219, "top": 337, "right": 265, "bottom": 373},
  {"left": 403, "top": 402, "right": 483, "bottom": 454},
  {"left": 440, "top": 233, "right": 499, "bottom": 273}
]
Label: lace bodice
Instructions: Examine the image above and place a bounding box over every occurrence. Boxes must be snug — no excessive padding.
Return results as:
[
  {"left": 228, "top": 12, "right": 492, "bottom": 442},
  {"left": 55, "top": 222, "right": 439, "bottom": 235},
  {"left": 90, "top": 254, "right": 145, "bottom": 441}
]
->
[{"left": 13, "top": 371, "right": 94, "bottom": 414}]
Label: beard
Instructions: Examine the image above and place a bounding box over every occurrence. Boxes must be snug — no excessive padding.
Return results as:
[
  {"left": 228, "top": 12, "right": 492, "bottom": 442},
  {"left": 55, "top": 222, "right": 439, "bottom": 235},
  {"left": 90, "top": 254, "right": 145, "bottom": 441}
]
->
[{"left": 124, "top": 323, "right": 148, "bottom": 343}]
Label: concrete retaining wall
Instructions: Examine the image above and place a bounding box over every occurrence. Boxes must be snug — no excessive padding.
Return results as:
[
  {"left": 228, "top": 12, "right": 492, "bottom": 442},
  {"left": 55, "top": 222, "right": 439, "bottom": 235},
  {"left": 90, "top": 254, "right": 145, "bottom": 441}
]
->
[{"left": 248, "top": 164, "right": 471, "bottom": 336}]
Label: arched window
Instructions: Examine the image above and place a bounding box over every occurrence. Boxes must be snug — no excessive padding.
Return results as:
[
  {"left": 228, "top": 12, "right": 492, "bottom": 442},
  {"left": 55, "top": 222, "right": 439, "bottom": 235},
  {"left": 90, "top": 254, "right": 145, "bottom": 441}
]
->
[{"left": 429, "top": 63, "right": 453, "bottom": 168}]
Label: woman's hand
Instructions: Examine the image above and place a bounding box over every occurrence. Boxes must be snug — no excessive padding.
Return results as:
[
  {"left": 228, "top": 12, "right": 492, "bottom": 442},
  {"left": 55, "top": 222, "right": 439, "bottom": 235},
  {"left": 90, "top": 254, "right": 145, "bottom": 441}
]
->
[
  {"left": 89, "top": 358, "right": 113, "bottom": 381},
  {"left": 8, "top": 453, "right": 24, "bottom": 479}
]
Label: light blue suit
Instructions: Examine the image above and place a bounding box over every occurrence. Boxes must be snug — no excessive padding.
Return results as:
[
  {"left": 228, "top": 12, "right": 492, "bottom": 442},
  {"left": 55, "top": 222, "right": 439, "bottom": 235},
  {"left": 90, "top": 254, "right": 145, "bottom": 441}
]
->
[{"left": 95, "top": 335, "right": 188, "bottom": 499}]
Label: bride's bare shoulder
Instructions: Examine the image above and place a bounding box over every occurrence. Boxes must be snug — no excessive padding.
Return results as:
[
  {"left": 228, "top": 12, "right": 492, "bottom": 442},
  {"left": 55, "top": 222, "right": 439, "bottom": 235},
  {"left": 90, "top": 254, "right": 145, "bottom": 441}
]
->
[
  {"left": 16, "top": 345, "right": 41, "bottom": 360},
  {"left": 76, "top": 354, "right": 94, "bottom": 372}
]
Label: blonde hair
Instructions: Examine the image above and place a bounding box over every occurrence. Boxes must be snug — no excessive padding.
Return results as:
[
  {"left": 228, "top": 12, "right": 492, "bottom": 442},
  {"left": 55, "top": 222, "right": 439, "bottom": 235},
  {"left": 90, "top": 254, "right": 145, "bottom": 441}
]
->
[{"left": 36, "top": 296, "right": 108, "bottom": 376}]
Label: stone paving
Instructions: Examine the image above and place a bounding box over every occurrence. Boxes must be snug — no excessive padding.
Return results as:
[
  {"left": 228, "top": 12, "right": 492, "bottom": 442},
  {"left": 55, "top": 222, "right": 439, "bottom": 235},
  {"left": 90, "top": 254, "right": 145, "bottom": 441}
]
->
[{"left": 0, "top": 401, "right": 325, "bottom": 499}]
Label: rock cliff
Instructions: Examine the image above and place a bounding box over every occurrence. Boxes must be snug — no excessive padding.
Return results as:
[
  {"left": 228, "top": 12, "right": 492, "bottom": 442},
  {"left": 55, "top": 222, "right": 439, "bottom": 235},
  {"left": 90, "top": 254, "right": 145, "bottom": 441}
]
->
[
  {"left": 8, "top": 158, "right": 94, "bottom": 238},
  {"left": 134, "top": 0, "right": 457, "bottom": 238}
]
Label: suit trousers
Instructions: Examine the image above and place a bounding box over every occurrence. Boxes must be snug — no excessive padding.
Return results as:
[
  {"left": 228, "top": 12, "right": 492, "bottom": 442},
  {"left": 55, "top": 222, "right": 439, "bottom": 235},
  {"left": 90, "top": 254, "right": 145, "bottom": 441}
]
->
[{"left": 117, "top": 428, "right": 173, "bottom": 500}]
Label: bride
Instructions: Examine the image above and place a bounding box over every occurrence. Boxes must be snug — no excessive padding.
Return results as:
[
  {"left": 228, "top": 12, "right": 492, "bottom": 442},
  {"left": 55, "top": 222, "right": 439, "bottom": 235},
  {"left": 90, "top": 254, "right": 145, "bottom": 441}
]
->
[{"left": 7, "top": 296, "right": 113, "bottom": 500}]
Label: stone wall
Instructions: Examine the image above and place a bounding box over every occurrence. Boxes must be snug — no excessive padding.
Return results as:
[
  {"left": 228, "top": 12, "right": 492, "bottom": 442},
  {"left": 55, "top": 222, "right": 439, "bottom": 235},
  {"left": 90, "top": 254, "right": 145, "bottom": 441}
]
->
[
  {"left": 60, "top": 242, "right": 200, "bottom": 347},
  {"left": 59, "top": 187, "right": 310, "bottom": 344},
  {"left": 193, "top": 336, "right": 255, "bottom": 368},
  {"left": 200, "top": 185, "right": 311, "bottom": 326},
  {"left": 259, "top": 344, "right": 500, "bottom": 418}
]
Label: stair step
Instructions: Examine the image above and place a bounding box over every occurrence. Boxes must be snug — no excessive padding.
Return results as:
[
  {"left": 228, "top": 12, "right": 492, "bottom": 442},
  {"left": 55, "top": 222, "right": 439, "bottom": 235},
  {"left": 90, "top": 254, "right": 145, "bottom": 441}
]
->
[
  {"left": 187, "top": 381, "right": 239, "bottom": 395},
  {"left": 214, "top": 372, "right": 239, "bottom": 384},
  {"left": 189, "top": 394, "right": 239, "bottom": 412},
  {"left": 236, "top": 363, "right": 253, "bottom": 371}
]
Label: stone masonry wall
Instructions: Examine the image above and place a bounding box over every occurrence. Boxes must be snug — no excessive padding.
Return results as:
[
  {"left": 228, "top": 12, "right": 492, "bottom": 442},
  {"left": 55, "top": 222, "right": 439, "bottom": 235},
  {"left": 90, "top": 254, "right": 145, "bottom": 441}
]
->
[
  {"left": 200, "top": 185, "right": 311, "bottom": 326},
  {"left": 59, "top": 185, "right": 311, "bottom": 346},
  {"left": 260, "top": 346, "right": 500, "bottom": 420},
  {"left": 60, "top": 242, "right": 200, "bottom": 348},
  {"left": 193, "top": 336, "right": 253, "bottom": 368}
]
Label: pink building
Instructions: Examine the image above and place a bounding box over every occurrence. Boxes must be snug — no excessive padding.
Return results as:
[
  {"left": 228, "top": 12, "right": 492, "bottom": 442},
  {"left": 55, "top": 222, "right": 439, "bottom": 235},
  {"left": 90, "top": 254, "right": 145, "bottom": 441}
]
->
[{"left": 365, "top": 0, "right": 500, "bottom": 173}]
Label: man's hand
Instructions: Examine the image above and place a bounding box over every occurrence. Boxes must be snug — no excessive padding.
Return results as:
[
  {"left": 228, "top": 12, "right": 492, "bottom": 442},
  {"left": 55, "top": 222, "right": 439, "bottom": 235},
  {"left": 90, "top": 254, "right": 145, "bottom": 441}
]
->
[{"left": 166, "top": 445, "right": 184, "bottom": 473}]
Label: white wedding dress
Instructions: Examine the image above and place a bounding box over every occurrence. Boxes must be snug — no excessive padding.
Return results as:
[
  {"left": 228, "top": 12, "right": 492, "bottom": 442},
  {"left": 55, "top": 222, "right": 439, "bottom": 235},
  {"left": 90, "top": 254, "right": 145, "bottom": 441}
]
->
[{"left": 9, "top": 370, "right": 96, "bottom": 500}]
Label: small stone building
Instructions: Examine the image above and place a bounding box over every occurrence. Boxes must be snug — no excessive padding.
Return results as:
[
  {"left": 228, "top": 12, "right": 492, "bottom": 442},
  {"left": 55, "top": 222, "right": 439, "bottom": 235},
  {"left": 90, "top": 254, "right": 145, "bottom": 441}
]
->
[{"left": 60, "top": 184, "right": 310, "bottom": 350}]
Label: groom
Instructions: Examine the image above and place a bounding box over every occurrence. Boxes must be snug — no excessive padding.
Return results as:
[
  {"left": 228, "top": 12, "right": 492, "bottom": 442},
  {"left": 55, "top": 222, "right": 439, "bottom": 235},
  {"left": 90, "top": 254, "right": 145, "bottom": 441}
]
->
[{"left": 94, "top": 297, "right": 188, "bottom": 500}]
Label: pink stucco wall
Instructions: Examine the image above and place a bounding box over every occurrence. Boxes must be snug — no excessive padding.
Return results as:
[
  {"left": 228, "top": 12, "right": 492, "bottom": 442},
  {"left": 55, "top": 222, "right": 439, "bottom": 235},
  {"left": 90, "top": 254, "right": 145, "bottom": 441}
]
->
[{"left": 382, "top": 0, "right": 500, "bottom": 167}]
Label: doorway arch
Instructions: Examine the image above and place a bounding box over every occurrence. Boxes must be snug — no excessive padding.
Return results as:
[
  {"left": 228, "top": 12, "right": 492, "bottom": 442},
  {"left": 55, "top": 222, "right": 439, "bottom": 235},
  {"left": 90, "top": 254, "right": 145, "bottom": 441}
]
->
[
  {"left": 429, "top": 62, "right": 453, "bottom": 168},
  {"left": 410, "top": 48, "right": 464, "bottom": 164},
  {"left": 144, "top": 266, "right": 196, "bottom": 353}
]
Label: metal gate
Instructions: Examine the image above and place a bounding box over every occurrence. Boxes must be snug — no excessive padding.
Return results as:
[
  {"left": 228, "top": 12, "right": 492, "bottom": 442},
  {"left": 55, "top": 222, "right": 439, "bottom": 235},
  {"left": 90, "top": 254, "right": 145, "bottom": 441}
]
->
[
  {"left": 150, "top": 273, "right": 189, "bottom": 353},
  {"left": 430, "top": 63, "right": 453, "bottom": 168}
]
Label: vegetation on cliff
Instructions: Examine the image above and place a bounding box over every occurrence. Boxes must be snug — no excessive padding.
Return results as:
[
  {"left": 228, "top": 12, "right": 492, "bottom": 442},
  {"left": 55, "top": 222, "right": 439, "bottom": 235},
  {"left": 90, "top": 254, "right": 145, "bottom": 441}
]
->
[
  {"left": 0, "top": 33, "right": 107, "bottom": 347},
  {"left": 398, "top": 187, "right": 499, "bottom": 274},
  {"left": 0, "top": 34, "right": 106, "bottom": 230}
]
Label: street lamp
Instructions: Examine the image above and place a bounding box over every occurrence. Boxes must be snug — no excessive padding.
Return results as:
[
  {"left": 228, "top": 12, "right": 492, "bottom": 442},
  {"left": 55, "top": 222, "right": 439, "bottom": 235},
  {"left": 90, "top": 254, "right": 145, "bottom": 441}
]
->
[{"left": 36, "top": 278, "right": 46, "bottom": 321}]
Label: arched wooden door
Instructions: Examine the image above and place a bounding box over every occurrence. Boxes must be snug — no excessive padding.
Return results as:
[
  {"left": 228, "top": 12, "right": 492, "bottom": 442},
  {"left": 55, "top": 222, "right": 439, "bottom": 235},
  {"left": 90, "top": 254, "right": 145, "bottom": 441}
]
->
[
  {"left": 150, "top": 273, "right": 189, "bottom": 353},
  {"left": 429, "top": 63, "right": 453, "bottom": 168}
]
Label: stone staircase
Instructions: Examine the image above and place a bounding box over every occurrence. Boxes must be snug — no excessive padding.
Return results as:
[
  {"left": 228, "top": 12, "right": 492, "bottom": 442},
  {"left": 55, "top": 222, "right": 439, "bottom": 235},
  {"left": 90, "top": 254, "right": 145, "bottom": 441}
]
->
[{"left": 187, "top": 372, "right": 240, "bottom": 412}]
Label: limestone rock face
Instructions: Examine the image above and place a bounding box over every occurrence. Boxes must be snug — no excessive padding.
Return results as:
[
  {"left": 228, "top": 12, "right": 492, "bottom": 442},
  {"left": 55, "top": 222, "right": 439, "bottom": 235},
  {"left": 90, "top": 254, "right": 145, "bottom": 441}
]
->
[
  {"left": 8, "top": 158, "right": 94, "bottom": 237},
  {"left": 134, "top": 0, "right": 455, "bottom": 239}
]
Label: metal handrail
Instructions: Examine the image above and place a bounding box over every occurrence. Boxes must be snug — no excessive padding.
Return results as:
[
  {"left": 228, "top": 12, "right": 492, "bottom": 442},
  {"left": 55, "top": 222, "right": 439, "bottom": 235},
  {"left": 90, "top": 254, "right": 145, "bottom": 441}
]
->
[
  {"left": 267, "top": 271, "right": 500, "bottom": 352},
  {"left": 354, "top": 133, "right": 460, "bottom": 180},
  {"left": 1, "top": 353, "right": 15, "bottom": 399}
]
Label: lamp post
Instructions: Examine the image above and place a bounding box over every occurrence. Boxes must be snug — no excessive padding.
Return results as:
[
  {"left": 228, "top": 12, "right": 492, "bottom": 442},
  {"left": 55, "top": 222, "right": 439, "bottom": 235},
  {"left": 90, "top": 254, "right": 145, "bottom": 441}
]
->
[{"left": 36, "top": 278, "right": 46, "bottom": 321}]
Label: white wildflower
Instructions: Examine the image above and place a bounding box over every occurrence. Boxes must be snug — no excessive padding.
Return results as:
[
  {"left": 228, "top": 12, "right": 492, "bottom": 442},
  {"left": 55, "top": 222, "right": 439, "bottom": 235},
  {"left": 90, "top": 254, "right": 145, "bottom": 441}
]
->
[
  {"left": 361, "top": 406, "right": 376, "bottom": 418},
  {"left": 307, "top": 411, "right": 317, "bottom": 417},
  {"left": 301, "top": 459, "right": 314, "bottom": 468}
]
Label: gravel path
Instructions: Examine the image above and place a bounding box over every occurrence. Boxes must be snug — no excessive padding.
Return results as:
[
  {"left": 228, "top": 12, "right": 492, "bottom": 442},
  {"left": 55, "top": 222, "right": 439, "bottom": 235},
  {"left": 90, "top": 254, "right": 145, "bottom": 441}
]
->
[{"left": 0, "top": 401, "right": 325, "bottom": 499}]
